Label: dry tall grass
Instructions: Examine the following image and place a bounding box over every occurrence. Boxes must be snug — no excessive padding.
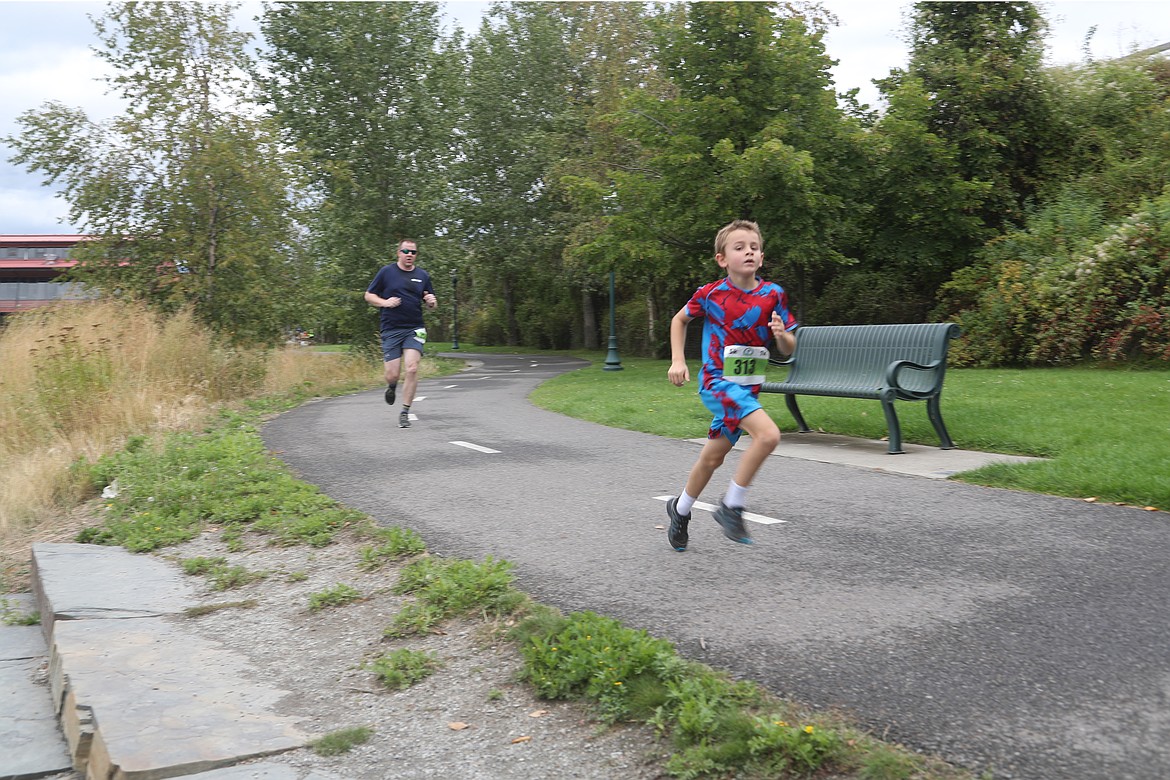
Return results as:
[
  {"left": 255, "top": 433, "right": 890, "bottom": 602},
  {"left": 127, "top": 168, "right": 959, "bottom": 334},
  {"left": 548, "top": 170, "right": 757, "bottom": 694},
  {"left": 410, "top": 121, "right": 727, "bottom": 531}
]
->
[{"left": 0, "top": 299, "right": 376, "bottom": 541}]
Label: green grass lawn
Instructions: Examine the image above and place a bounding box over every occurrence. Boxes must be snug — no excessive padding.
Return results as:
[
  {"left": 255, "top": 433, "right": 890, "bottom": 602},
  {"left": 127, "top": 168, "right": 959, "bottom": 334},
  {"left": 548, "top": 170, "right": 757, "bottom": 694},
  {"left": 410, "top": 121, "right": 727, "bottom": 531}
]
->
[{"left": 525, "top": 354, "right": 1170, "bottom": 513}]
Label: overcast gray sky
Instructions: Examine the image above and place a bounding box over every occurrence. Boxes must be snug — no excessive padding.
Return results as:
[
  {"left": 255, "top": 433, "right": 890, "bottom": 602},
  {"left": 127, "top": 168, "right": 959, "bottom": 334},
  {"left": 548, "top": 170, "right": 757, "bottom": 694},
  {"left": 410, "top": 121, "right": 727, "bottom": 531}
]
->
[{"left": 2, "top": 1, "right": 1168, "bottom": 234}]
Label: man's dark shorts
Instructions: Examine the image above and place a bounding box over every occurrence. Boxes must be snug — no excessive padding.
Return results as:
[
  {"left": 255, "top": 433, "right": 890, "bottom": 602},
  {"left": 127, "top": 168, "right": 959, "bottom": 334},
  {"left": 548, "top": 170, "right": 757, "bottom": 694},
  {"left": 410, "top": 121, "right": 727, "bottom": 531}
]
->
[{"left": 381, "top": 327, "right": 426, "bottom": 362}]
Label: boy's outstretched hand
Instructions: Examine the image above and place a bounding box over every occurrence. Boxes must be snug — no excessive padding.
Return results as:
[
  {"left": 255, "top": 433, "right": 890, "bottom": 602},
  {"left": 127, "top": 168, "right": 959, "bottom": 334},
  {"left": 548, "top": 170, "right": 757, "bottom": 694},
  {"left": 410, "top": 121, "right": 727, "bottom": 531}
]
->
[
  {"left": 771, "top": 312, "right": 796, "bottom": 355},
  {"left": 668, "top": 361, "right": 690, "bottom": 387},
  {"left": 769, "top": 311, "right": 785, "bottom": 338}
]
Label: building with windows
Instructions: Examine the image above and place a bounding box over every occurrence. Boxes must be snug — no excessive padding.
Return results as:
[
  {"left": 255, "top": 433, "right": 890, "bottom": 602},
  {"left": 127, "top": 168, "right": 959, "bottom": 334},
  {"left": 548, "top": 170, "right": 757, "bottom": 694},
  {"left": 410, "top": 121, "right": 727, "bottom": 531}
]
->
[{"left": 0, "top": 234, "right": 92, "bottom": 319}]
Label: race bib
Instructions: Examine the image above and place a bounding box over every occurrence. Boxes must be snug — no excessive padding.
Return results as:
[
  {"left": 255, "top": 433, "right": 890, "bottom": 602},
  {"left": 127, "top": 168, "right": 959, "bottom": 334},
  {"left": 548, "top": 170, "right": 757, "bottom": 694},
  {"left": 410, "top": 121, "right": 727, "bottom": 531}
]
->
[
  {"left": 722, "top": 345, "right": 768, "bottom": 385},
  {"left": 414, "top": 328, "right": 428, "bottom": 344}
]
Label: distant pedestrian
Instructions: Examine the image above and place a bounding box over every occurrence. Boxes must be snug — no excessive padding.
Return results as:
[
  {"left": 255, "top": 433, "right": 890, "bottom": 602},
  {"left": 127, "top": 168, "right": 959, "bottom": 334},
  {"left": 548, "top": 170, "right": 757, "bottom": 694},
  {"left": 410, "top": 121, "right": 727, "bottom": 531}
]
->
[
  {"left": 665, "top": 219, "right": 798, "bottom": 549},
  {"left": 364, "top": 239, "right": 437, "bottom": 428}
]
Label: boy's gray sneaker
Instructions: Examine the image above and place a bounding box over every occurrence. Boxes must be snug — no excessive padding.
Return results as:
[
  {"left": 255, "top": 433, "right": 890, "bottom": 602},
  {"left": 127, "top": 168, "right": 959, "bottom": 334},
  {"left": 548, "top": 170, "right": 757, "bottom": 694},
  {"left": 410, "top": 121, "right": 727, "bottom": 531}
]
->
[
  {"left": 384, "top": 384, "right": 396, "bottom": 405},
  {"left": 399, "top": 410, "right": 411, "bottom": 428},
  {"left": 713, "top": 503, "right": 753, "bottom": 545},
  {"left": 666, "top": 496, "right": 690, "bottom": 552}
]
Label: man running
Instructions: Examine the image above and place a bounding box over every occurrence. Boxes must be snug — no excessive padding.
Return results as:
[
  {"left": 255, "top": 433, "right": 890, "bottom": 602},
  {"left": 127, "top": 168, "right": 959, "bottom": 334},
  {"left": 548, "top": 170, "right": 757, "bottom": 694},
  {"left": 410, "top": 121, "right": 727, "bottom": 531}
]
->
[{"left": 364, "top": 239, "right": 438, "bottom": 428}]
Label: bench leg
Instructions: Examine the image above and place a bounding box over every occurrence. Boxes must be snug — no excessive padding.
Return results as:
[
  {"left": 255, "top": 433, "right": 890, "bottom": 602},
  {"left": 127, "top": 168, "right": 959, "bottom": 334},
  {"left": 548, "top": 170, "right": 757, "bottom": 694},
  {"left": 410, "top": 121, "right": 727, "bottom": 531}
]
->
[
  {"left": 784, "top": 394, "right": 812, "bottom": 433},
  {"left": 928, "top": 395, "right": 956, "bottom": 450},
  {"left": 880, "top": 394, "right": 904, "bottom": 454}
]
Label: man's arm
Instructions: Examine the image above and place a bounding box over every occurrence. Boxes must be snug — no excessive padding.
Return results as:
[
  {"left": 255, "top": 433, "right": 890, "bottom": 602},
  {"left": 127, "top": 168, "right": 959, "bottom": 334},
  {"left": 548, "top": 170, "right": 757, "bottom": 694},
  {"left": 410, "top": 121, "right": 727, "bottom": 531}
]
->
[
  {"left": 422, "top": 274, "right": 438, "bottom": 309},
  {"left": 365, "top": 290, "right": 397, "bottom": 308}
]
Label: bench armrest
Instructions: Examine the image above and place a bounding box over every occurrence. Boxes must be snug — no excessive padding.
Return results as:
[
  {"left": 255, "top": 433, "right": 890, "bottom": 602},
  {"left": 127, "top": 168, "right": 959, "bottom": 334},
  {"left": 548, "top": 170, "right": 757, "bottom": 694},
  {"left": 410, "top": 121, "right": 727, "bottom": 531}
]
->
[
  {"left": 885, "top": 359, "right": 943, "bottom": 395},
  {"left": 768, "top": 355, "right": 795, "bottom": 367}
]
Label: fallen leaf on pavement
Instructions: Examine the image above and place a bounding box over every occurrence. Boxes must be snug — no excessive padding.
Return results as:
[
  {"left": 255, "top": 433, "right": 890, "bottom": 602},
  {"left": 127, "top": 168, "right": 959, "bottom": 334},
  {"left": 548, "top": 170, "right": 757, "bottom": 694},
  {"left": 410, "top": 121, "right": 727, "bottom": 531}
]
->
[
  {"left": 448, "top": 722, "right": 469, "bottom": 730},
  {"left": 512, "top": 735, "right": 532, "bottom": 744},
  {"left": 528, "top": 709, "right": 549, "bottom": 717},
  {"left": 1083, "top": 497, "right": 1098, "bottom": 503}
]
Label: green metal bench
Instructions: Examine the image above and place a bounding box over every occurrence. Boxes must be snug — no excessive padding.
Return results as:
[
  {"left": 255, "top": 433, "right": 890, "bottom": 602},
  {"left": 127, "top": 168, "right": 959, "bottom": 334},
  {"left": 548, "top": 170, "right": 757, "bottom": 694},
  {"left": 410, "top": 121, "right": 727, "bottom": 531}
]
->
[{"left": 759, "top": 322, "right": 961, "bottom": 454}]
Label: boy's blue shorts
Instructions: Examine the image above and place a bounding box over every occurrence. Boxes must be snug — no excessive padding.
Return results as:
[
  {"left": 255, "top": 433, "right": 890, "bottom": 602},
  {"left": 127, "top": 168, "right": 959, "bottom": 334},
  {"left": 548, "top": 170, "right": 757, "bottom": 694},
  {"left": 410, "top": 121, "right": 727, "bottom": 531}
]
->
[
  {"left": 699, "top": 380, "right": 762, "bottom": 445},
  {"left": 380, "top": 327, "right": 426, "bottom": 362}
]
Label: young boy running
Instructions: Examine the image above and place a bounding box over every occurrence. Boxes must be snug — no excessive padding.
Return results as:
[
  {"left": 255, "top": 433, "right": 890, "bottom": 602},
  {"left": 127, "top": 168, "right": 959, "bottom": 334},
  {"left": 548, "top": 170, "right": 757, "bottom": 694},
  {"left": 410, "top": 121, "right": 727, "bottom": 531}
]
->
[{"left": 666, "top": 219, "right": 798, "bottom": 549}]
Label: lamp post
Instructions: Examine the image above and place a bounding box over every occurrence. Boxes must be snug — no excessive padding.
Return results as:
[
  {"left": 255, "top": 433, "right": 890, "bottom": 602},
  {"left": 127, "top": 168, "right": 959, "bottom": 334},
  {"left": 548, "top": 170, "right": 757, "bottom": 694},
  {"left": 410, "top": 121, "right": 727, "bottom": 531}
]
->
[
  {"left": 603, "top": 270, "right": 623, "bottom": 371},
  {"left": 450, "top": 267, "right": 460, "bottom": 350}
]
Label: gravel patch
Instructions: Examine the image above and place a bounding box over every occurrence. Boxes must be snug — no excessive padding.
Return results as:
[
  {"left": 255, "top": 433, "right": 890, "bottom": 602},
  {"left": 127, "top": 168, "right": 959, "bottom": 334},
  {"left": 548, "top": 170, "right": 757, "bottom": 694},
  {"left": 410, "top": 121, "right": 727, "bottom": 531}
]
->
[{"left": 149, "top": 529, "right": 668, "bottom": 779}]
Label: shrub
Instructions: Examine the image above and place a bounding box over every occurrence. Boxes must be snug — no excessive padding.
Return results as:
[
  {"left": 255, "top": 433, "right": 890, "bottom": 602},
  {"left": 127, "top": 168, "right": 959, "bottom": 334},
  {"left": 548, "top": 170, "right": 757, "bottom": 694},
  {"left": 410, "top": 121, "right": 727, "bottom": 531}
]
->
[
  {"left": 520, "top": 610, "right": 676, "bottom": 723},
  {"left": 1031, "top": 193, "right": 1170, "bottom": 364}
]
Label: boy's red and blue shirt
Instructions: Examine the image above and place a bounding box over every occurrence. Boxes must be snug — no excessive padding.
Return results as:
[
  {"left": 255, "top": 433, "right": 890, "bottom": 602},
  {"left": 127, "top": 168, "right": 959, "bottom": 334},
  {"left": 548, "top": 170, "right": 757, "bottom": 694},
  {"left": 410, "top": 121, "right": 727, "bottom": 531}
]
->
[{"left": 684, "top": 278, "right": 798, "bottom": 390}]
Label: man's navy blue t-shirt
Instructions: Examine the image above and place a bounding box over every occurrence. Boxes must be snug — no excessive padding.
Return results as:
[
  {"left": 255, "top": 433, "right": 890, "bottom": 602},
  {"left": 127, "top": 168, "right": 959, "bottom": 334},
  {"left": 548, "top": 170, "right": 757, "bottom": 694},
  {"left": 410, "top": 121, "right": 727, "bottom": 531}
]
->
[{"left": 367, "top": 263, "right": 434, "bottom": 331}]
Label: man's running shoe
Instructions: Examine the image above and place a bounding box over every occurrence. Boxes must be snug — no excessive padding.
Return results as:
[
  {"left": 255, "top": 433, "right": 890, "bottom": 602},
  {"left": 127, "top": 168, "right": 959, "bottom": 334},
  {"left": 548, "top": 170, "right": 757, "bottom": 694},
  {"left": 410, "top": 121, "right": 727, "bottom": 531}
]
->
[
  {"left": 399, "top": 410, "right": 411, "bottom": 428},
  {"left": 713, "top": 503, "right": 753, "bottom": 545},
  {"left": 384, "top": 384, "right": 396, "bottom": 406},
  {"left": 666, "top": 496, "right": 690, "bottom": 552}
]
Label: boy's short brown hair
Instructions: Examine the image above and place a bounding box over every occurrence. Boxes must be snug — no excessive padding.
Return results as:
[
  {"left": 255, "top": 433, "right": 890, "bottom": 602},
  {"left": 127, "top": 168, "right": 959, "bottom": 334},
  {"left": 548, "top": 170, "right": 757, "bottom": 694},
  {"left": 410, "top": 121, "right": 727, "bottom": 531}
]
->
[{"left": 714, "top": 219, "right": 763, "bottom": 256}]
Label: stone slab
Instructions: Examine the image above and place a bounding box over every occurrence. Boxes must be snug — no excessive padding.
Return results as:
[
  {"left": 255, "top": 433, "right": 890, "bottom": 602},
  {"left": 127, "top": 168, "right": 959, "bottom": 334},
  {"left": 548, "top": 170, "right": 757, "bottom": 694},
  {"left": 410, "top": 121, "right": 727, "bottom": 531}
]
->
[
  {"left": 1, "top": 594, "right": 38, "bottom": 626},
  {"left": 0, "top": 622, "right": 72, "bottom": 780},
  {"left": 51, "top": 617, "right": 306, "bottom": 780},
  {"left": 1, "top": 619, "right": 45, "bottom": 663},
  {"left": 28, "top": 543, "right": 309, "bottom": 779},
  {"left": 695, "top": 430, "right": 1045, "bottom": 479},
  {"left": 30, "top": 543, "right": 195, "bottom": 639}
]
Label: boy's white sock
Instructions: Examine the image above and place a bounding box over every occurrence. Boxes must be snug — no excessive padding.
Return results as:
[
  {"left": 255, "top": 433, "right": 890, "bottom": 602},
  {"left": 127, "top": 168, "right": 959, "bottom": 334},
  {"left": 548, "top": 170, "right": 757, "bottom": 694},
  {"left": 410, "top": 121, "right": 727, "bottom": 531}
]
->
[
  {"left": 724, "top": 480, "right": 748, "bottom": 509},
  {"left": 676, "top": 491, "right": 696, "bottom": 516}
]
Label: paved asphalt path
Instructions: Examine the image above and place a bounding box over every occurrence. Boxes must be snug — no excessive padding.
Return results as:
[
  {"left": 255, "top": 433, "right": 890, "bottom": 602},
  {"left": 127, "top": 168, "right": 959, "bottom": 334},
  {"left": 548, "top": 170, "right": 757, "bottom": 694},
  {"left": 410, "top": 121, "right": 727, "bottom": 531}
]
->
[{"left": 261, "top": 352, "right": 1170, "bottom": 780}]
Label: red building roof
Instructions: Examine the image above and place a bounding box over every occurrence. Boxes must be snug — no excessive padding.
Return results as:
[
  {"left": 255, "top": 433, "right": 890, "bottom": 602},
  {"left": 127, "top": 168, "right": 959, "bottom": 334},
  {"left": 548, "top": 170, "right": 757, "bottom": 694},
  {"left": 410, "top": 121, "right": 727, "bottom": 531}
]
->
[
  {"left": 0, "top": 258, "right": 78, "bottom": 269},
  {"left": 0, "top": 234, "right": 91, "bottom": 244}
]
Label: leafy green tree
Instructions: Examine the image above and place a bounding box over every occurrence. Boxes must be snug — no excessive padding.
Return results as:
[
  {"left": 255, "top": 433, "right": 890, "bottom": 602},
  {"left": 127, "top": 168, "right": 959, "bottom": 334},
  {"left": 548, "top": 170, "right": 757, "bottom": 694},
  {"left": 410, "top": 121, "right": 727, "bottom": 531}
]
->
[
  {"left": 603, "top": 2, "right": 868, "bottom": 327},
  {"left": 894, "top": 1, "right": 1065, "bottom": 231},
  {"left": 1045, "top": 58, "right": 1170, "bottom": 218},
  {"left": 938, "top": 56, "right": 1170, "bottom": 365},
  {"left": 258, "top": 1, "right": 464, "bottom": 343},
  {"left": 546, "top": 1, "right": 669, "bottom": 350},
  {"left": 456, "top": 2, "right": 575, "bottom": 346},
  {"left": 820, "top": 1, "right": 1067, "bottom": 326},
  {"left": 816, "top": 75, "right": 993, "bottom": 324},
  {"left": 5, "top": 1, "right": 302, "bottom": 344}
]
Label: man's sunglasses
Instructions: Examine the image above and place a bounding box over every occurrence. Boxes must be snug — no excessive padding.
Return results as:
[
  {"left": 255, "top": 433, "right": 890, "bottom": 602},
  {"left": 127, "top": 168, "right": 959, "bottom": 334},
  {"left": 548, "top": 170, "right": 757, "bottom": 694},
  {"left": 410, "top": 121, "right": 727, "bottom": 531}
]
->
[{"left": 399, "top": 248, "right": 417, "bottom": 255}]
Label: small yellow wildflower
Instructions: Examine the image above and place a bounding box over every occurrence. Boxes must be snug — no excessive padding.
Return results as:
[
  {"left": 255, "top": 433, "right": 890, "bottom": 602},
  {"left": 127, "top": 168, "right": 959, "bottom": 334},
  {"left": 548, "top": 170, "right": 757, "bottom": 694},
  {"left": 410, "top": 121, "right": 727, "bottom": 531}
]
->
[{"left": 804, "top": 725, "right": 815, "bottom": 734}]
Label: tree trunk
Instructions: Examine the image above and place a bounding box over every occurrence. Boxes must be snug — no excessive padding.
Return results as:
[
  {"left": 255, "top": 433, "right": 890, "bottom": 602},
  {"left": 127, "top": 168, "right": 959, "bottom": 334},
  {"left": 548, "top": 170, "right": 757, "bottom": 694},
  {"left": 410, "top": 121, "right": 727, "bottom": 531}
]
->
[
  {"left": 582, "top": 288, "right": 598, "bottom": 350},
  {"left": 503, "top": 278, "right": 520, "bottom": 346},
  {"left": 646, "top": 291, "right": 658, "bottom": 357}
]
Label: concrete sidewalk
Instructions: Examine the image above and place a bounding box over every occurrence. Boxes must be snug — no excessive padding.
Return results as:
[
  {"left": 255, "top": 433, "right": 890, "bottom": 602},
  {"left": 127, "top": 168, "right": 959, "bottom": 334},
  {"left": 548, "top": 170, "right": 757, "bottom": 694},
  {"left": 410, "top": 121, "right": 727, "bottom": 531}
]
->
[
  {"left": 1, "top": 543, "right": 345, "bottom": 780},
  {"left": 702, "top": 428, "right": 1044, "bottom": 479}
]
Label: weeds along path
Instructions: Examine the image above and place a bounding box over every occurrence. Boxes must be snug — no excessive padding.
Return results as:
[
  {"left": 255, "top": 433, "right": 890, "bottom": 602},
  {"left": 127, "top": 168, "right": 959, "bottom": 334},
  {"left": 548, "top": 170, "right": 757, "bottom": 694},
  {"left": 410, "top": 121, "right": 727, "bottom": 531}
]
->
[{"left": 261, "top": 351, "right": 1170, "bottom": 780}]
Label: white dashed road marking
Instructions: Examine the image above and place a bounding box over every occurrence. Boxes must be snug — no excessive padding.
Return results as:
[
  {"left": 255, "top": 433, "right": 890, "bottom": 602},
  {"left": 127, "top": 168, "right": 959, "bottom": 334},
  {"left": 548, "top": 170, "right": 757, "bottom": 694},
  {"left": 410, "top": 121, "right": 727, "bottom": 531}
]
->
[
  {"left": 653, "top": 495, "right": 786, "bottom": 525},
  {"left": 451, "top": 441, "right": 501, "bottom": 454}
]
